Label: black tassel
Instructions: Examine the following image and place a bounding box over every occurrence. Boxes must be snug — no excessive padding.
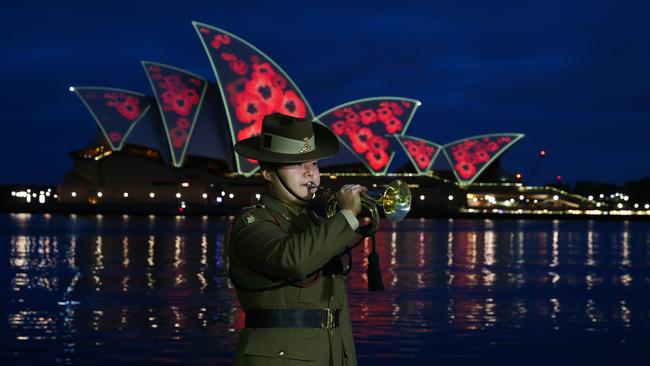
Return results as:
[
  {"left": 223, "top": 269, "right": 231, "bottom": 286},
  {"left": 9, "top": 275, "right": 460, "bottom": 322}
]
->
[{"left": 367, "top": 234, "right": 385, "bottom": 291}]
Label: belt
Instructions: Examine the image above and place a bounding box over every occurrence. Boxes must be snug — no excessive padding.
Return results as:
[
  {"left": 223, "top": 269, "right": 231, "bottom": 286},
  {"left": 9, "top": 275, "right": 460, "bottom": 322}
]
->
[{"left": 245, "top": 308, "right": 340, "bottom": 329}]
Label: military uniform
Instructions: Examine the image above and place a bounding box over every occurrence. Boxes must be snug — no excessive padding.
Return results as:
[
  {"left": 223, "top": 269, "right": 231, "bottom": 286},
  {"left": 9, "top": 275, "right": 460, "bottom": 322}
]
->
[{"left": 229, "top": 193, "right": 359, "bottom": 365}]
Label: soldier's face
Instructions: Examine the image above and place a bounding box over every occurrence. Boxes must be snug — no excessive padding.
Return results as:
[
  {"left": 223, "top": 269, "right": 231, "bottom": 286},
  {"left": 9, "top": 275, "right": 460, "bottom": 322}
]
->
[{"left": 264, "top": 161, "right": 320, "bottom": 205}]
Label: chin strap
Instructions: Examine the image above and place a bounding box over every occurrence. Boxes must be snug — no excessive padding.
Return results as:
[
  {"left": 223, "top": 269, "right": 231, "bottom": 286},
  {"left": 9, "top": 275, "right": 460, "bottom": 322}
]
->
[{"left": 274, "top": 168, "right": 312, "bottom": 202}]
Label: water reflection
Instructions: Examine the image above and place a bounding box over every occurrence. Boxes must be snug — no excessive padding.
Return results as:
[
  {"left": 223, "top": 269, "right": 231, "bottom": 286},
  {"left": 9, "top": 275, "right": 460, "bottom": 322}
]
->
[{"left": 3, "top": 214, "right": 650, "bottom": 365}]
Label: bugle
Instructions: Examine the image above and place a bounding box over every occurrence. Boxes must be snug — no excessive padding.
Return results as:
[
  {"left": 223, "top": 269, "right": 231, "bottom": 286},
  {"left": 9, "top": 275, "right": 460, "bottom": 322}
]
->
[{"left": 307, "top": 180, "right": 411, "bottom": 235}]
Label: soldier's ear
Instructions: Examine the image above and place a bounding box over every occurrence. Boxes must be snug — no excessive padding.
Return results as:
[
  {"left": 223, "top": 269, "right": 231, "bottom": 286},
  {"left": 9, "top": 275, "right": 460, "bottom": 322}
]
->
[{"left": 261, "top": 169, "right": 274, "bottom": 183}]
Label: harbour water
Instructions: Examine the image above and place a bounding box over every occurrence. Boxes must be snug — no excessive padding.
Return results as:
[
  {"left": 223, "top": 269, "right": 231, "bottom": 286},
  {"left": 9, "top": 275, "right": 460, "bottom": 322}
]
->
[{"left": 2, "top": 213, "right": 650, "bottom": 365}]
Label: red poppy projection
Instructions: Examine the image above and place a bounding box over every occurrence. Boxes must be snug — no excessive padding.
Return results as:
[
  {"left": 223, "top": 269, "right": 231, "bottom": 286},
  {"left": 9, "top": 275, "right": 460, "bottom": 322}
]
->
[
  {"left": 193, "top": 22, "right": 313, "bottom": 175},
  {"left": 72, "top": 87, "right": 150, "bottom": 151},
  {"left": 142, "top": 62, "right": 207, "bottom": 168},
  {"left": 394, "top": 135, "right": 441, "bottom": 174},
  {"left": 317, "top": 97, "right": 420, "bottom": 175},
  {"left": 442, "top": 134, "right": 524, "bottom": 185}
]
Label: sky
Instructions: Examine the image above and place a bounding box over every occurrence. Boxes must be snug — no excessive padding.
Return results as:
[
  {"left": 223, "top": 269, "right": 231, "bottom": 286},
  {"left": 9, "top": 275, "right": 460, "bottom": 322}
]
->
[{"left": 1, "top": 0, "right": 648, "bottom": 186}]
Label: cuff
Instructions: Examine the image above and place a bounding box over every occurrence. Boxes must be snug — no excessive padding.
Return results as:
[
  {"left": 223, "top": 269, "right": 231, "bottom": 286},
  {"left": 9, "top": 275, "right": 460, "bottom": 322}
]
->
[{"left": 339, "top": 209, "right": 359, "bottom": 230}]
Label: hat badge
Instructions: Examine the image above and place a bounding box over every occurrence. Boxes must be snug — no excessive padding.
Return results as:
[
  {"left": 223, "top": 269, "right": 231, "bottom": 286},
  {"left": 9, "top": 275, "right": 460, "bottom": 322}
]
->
[{"left": 300, "top": 137, "right": 312, "bottom": 153}]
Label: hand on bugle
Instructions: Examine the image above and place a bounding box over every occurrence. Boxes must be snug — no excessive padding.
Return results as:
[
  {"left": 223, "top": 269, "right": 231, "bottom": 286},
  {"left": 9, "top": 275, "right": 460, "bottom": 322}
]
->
[{"left": 335, "top": 184, "right": 368, "bottom": 216}]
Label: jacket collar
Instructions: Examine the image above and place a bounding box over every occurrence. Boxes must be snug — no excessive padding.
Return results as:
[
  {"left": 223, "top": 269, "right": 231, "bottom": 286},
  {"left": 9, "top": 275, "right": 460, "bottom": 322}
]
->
[{"left": 261, "top": 192, "right": 306, "bottom": 219}]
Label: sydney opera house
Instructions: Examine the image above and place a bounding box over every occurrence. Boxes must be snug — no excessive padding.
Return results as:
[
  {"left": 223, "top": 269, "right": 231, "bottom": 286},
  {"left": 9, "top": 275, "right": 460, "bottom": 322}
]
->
[{"left": 8, "top": 21, "right": 628, "bottom": 217}]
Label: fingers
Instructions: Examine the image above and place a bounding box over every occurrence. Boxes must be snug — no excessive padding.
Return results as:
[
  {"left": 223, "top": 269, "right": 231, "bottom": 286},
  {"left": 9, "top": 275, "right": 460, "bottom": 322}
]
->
[{"left": 340, "top": 184, "right": 366, "bottom": 193}]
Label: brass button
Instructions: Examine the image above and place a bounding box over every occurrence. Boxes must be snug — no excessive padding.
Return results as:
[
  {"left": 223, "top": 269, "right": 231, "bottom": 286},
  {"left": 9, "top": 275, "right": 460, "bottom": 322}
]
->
[{"left": 278, "top": 350, "right": 285, "bottom": 357}]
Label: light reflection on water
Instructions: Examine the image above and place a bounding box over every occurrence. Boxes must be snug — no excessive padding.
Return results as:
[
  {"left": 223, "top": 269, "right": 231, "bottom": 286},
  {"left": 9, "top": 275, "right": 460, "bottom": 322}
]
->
[{"left": 2, "top": 214, "right": 650, "bottom": 365}]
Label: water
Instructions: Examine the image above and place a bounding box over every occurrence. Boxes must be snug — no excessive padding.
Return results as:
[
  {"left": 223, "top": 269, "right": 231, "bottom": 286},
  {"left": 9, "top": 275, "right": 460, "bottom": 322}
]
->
[{"left": 2, "top": 213, "right": 650, "bottom": 365}]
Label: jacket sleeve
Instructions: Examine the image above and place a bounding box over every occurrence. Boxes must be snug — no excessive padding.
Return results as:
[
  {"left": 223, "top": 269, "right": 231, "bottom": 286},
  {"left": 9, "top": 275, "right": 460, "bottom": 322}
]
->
[{"left": 229, "top": 209, "right": 357, "bottom": 280}]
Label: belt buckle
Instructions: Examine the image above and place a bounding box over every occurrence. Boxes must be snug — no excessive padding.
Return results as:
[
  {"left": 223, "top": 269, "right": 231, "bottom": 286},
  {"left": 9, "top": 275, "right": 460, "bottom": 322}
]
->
[{"left": 322, "top": 308, "right": 334, "bottom": 330}]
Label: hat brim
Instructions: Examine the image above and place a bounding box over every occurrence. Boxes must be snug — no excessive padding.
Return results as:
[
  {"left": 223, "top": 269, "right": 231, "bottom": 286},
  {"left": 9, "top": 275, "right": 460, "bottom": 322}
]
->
[{"left": 234, "top": 122, "right": 340, "bottom": 163}]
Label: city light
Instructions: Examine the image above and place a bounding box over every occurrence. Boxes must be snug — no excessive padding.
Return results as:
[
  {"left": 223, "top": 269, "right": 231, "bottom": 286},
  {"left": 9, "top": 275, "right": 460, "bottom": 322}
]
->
[
  {"left": 588, "top": 195, "right": 593, "bottom": 200},
  {"left": 216, "top": 197, "right": 223, "bottom": 203},
  {"left": 149, "top": 192, "right": 155, "bottom": 198},
  {"left": 255, "top": 193, "right": 261, "bottom": 200},
  {"left": 71, "top": 192, "right": 77, "bottom": 197},
  {"left": 419, "top": 195, "right": 425, "bottom": 201},
  {"left": 617, "top": 203, "right": 623, "bottom": 209},
  {"left": 176, "top": 193, "right": 181, "bottom": 198},
  {"left": 181, "top": 182, "right": 190, "bottom": 187},
  {"left": 123, "top": 192, "right": 129, "bottom": 198},
  {"left": 448, "top": 195, "right": 454, "bottom": 201},
  {"left": 539, "top": 150, "right": 546, "bottom": 157},
  {"left": 97, "top": 192, "right": 103, "bottom": 197},
  {"left": 202, "top": 193, "right": 208, "bottom": 199},
  {"left": 553, "top": 195, "right": 559, "bottom": 201},
  {"left": 229, "top": 193, "right": 235, "bottom": 199}
]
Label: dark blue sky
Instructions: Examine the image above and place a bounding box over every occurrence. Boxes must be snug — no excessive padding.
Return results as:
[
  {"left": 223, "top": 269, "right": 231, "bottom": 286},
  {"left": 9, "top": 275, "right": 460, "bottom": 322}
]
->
[{"left": 2, "top": 0, "right": 648, "bottom": 185}]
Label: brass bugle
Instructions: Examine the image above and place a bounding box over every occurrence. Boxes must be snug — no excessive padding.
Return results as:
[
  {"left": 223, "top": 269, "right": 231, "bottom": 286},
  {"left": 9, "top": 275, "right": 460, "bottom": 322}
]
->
[{"left": 307, "top": 180, "right": 411, "bottom": 235}]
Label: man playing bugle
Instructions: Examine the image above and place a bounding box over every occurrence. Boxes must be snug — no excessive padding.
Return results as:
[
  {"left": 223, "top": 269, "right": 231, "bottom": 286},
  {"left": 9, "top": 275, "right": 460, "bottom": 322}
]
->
[{"left": 228, "top": 112, "right": 367, "bottom": 365}]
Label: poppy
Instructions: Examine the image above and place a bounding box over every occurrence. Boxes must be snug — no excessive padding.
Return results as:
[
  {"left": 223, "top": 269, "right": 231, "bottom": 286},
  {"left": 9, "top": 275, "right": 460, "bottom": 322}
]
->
[
  {"left": 389, "top": 102, "right": 404, "bottom": 116},
  {"left": 416, "top": 153, "right": 430, "bottom": 169},
  {"left": 169, "top": 126, "right": 189, "bottom": 149},
  {"left": 424, "top": 145, "right": 437, "bottom": 156},
  {"left": 485, "top": 141, "right": 498, "bottom": 152},
  {"left": 199, "top": 27, "right": 210, "bottom": 34},
  {"left": 147, "top": 65, "right": 161, "bottom": 73},
  {"left": 272, "top": 74, "right": 287, "bottom": 90},
  {"left": 345, "top": 110, "right": 360, "bottom": 124},
  {"left": 221, "top": 52, "right": 237, "bottom": 62},
  {"left": 235, "top": 92, "right": 268, "bottom": 125},
  {"left": 474, "top": 149, "right": 490, "bottom": 163},
  {"left": 230, "top": 59, "right": 248, "bottom": 76},
  {"left": 367, "top": 135, "right": 389, "bottom": 151},
  {"left": 383, "top": 116, "right": 403, "bottom": 134},
  {"left": 349, "top": 127, "right": 373, "bottom": 153},
  {"left": 211, "top": 33, "right": 231, "bottom": 49},
  {"left": 183, "top": 88, "right": 200, "bottom": 104},
  {"left": 453, "top": 149, "right": 468, "bottom": 162},
  {"left": 331, "top": 120, "right": 346, "bottom": 135},
  {"left": 109, "top": 132, "right": 122, "bottom": 143},
  {"left": 344, "top": 121, "right": 360, "bottom": 136},
  {"left": 376, "top": 107, "right": 393, "bottom": 123},
  {"left": 455, "top": 161, "right": 477, "bottom": 180},
  {"left": 177, "top": 118, "right": 190, "bottom": 129},
  {"left": 498, "top": 136, "right": 512, "bottom": 143},
  {"left": 360, "top": 109, "right": 377, "bottom": 125},
  {"left": 332, "top": 109, "right": 345, "bottom": 117},
  {"left": 401, "top": 101, "right": 412, "bottom": 108},
  {"left": 161, "top": 91, "right": 193, "bottom": 116},
  {"left": 366, "top": 149, "right": 389, "bottom": 171},
  {"left": 151, "top": 73, "right": 162, "bottom": 80},
  {"left": 407, "top": 144, "right": 422, "bottom": 157},
  {"left": 115, "top": 97, "right": 140, "bottom": 121},
  {"left": 245, "top": 74, "right": 282, "bottom": 111},
  {"left": 278, "top": 90, "right": 306, "bottom": 118},
  {"left": 252, "top": 62, "right": 276, "bottom": 80}
]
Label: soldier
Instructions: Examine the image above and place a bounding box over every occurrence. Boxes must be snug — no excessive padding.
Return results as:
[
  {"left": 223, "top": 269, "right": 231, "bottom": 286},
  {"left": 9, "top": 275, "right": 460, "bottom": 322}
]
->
[{"left": 229, "top": 112, "right": 366, "bottom": 365}]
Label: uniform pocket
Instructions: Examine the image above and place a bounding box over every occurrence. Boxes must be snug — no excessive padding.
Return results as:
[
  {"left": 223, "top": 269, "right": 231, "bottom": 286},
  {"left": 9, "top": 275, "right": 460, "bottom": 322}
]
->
[{"left": 243, "top": 328, "right": 318, "bottom": 362}]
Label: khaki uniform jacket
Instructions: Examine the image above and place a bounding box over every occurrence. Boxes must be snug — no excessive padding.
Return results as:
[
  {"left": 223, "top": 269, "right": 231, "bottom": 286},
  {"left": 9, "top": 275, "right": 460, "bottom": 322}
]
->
[{"left": 228, "top": 193, "right": 359, "bottom": 366}]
